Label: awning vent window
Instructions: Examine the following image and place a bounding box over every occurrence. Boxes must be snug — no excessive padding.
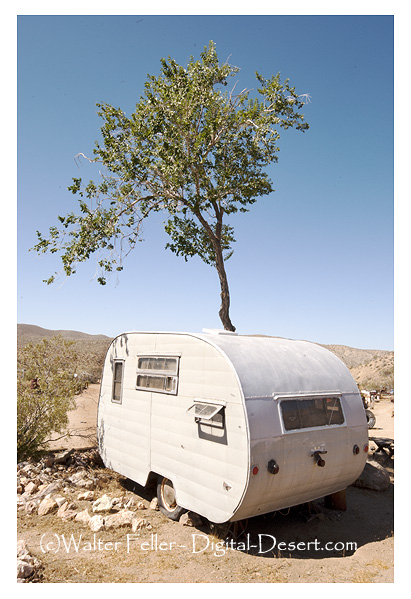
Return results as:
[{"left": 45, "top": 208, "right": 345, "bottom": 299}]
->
[{"left": 187, "top": 401, "right": 225, "bottom": 427}]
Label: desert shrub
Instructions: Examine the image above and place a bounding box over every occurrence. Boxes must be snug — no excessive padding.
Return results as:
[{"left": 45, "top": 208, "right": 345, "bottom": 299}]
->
[{"left": 17, "top": 335, "right": 81, "bottom": 461}]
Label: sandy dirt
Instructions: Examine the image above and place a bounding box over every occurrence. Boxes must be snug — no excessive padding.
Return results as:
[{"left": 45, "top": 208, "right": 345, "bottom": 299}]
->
[
  {"left": 19, "top": 388, "right": 394, "bottom": 583},
  {"left": 47, "top": 384, "right": 100, "bottom": 451}
]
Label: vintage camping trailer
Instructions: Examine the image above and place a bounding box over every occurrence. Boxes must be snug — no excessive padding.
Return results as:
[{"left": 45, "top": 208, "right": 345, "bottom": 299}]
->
[{"left": 97, "top": 330, "right": 368, "bottom": 523}]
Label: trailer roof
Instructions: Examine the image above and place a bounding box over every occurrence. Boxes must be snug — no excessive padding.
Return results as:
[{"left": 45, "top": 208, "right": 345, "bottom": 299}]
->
[
  {"left": 198, "top": 332, "right": 358, "bottom": 398},
  {"left": 115, "top": 331, "right": 358, "bottom": 399}
]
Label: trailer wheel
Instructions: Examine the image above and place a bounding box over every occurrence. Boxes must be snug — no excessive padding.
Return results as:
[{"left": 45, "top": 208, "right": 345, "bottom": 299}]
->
[
  {"left": 365, "top": 409, "right": 376, "bottom": 429},
  {"left": 157, "top": 477, "right": 186, "bottom": 521}
]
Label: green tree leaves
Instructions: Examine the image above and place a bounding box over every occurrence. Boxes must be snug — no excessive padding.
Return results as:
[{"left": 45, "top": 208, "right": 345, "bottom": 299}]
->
[
  {"left": 32, "top": 41, "right": 309, "bottom": 330},
  {"left": 17, "top": 336, "right": 81, "bottom": 460}
]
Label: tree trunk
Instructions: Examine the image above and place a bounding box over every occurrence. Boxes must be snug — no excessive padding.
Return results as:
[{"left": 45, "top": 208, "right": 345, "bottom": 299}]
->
[
  {"left": 213, "top": 242, "right": 236, "bottom": 332},
  {"left": 192, "top": 206, "right": 236, "bottom": 332}
]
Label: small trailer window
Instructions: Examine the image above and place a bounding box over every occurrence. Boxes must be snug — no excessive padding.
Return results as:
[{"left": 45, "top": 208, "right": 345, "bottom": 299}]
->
[
  {"left": 187, "top": 402, "right": 225, "bottom": 428},
  {"left": 137, "top": 356, "right": 178, "bottom": 373},
  {"left": 281, "top": 396, "right": 344, "bottom": 431},
  {"left": 112, "top": 360, "right": 124, "bottom": 403},
  {"left": 136, "top": 355, "right": 179, "bottom": 395}
]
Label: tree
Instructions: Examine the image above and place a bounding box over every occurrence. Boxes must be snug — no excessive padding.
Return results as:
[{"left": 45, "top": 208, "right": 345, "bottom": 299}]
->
[
  {"left": 33, "top": 41, "right": 309, "bottom": 331},
  {"left": 17, "top": 336, "right": 80, "bottom": 461}
]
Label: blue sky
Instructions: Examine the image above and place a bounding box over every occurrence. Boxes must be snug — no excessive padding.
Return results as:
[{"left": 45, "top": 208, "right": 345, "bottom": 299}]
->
[{"left": 17, "top": 12, "right": 395, "bottom": 350}]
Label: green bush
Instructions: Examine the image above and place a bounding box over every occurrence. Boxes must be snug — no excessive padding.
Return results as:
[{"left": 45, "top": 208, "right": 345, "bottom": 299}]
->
[{"left": 17, "top": 336, "right": 81, "bottom": 461}]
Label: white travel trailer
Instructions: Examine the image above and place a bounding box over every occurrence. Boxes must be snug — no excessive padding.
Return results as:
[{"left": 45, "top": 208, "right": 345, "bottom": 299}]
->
[{"left": 97, "top": 330, "right": 368, "bottom": 523}]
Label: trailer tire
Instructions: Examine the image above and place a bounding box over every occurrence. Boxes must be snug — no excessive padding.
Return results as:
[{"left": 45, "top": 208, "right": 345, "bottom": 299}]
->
[
  {"left": 365, "top": 409, "right": 376, "bottom": 429},
  {"left": 157, "top": 477, "right": 186, "bottom": 521}
]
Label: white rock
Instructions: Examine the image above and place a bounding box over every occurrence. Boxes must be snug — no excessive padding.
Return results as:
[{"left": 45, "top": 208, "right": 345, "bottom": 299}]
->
[
  {"left": 24, "top": 481, "right": 39, "bottom": 495},
  {"left": 54, "top": 448, "right": 74, "bottom": 464},
  {"left": 25, "top": 500, "right": 39, "bottom": 515},
  {"left": 149, "top": 497, "right": 159, "bottom": 511},
  {"left": 68, "top": 472, "right": 84, "bottom": 483},
  {"left": 38, "top": 496, "right": 58, "bottom": 516},
  {"left": 77, "top": 490, "right": 94, "bottom": 501},
  {"left": 79, "top": 478, "right": 95, "bottom": 489},
  {"left": 89, "top": 515, "right": 105, "bottom": 532},
  {"left": 57, "top": 501, "right": 69, "bottom": 517},
  {"left": 124, "top": 497, "right": 135, "bottom": 509},
  {"left": 74, "top": 508, "right": 91, "bottom": 524},
  {"left": 68, "top": 471, "right": 93, "bottom": 488},
  {"left": 17, "top": 540, "right": 29, "bottom": 558},
  {"left": 92, "top": 494, "right": 113, "bottom": 513},
  {"left": 104, "top": 509, "right": 135, "bottom": 530},
  {"left": 57, "top": 501, "right": 76, "bottom": 518},
  {"left": 54, "top": 495, "right": 67, "bottom": 507},
  {"left": 61, "top": 509, "right": 78, "bottom": 521},
  {"left": 179, "top": 512, "right": 203, "bottom": 527},
  {"left": 131, "top": 518, "right": 152, "bottom": 532},
  {"left": 34, "top": 481, "right": 62, "bottom": 499}
]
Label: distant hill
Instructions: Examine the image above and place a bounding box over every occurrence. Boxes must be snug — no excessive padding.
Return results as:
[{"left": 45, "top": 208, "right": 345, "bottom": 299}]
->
[
  {"left": 321, "top": 344, "right": 394, "bottom": 390},
  {"left": 17, "top": 324, "right": 112, "bottom": 383},
  {"left": 17, "top": 323, "right": 111, "bottom": 346},
  {"left": 319, "top": 344, "right": 392, "bottom": 370},
  {"left": 17, "top": 324, "right": 394, "bottom": 390}
]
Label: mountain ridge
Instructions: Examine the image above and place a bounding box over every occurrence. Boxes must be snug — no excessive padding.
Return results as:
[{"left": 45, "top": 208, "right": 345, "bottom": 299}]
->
[{"left": 17, "top": 323, "right": 393, "bottom": 389}]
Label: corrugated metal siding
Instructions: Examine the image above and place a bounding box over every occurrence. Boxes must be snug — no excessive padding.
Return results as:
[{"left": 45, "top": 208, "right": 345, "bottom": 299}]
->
[
  {"left": 232, "top": 397, "right": 368, "bottom": 521},
  {"left": 98, "top": 332, "right": 367, "bottom": 523},
  {"left": 97, "top": 332, "right": 250, "bottom": 523},
  {"left": 149, "top": 334, "right": 249, "bottom": 522},
  {"left": 203, "top": 334, "right": 367, "bottom": 521}
]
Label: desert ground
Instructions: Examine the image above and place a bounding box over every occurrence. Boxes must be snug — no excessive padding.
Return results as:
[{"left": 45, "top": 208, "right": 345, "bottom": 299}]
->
[{"left": 18, "top": 385, "right": 394, "bottom": 584}]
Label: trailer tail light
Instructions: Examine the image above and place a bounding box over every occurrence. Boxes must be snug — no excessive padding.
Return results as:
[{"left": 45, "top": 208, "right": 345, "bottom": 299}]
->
[
  {"left": 267, "top": 459, "right": 280, "bottom": 474},
  {"left": 363, "top": 444, "right": 369, "bottom": 453},
  {"left": 353, "top": 444, "right": 360, "bottom": 455},
  {"left": 252, "top": 466, "right": 259, "bottom": 476}
]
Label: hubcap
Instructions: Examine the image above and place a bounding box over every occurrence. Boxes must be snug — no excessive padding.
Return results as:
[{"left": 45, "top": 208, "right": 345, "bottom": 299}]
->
[{"left": 161, "top": 479, "right": 177, "bottom": 511}]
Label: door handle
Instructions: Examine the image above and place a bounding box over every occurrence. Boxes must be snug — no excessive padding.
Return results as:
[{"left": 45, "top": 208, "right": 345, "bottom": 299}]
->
[{"left": 311, "top": 450, "right": 327, "bottom": 467}]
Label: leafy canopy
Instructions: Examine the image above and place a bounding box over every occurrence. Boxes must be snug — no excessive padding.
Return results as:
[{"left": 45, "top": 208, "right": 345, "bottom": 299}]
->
[{"left": 33, "top": 41, "right": 308, "bottom": 285}]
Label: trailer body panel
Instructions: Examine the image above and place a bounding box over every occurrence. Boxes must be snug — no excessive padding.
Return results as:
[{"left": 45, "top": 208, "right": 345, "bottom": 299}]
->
[{"left": 98, "top": 332, "right": 368, "bottom": 522}]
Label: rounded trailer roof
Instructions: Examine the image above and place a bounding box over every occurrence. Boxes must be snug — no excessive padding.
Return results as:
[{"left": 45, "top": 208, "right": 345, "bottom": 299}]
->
[{"left": 197, "top": 332, "right": 359, "bottom": 399}]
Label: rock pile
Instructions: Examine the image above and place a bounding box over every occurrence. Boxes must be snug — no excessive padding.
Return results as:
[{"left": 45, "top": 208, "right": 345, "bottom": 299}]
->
[
  {"left": 17, "top": 449, "right": 205, "bottom": 582},
  {"left": 17, "top": 450, "right": 156, "bottom": 518},
  {"left": 17, "top": 449, "right": 159, "bottom": 582},
  {"left": 17, "top": 540, "right": 42, "bottom": 583}
]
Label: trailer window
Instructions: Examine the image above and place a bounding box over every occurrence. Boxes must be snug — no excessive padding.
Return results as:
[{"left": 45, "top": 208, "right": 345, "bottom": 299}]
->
[
  {"left": 136, "top": 355, "right": 180, "bottom": 395},
  {"left": 187, "top": 402, "right": 225, "bottom": 428},
  {"left": 112, "top": 360, "right": 124, "bottom": 403},
  {"left": 137, "top": 356, "right": 178, "bottom": 373},
  {"left": 136, "top": 374, "right": 177, "bottom": 394},
  {"left": 281, "top": 396, "right": 344, "bottom": 431}
]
